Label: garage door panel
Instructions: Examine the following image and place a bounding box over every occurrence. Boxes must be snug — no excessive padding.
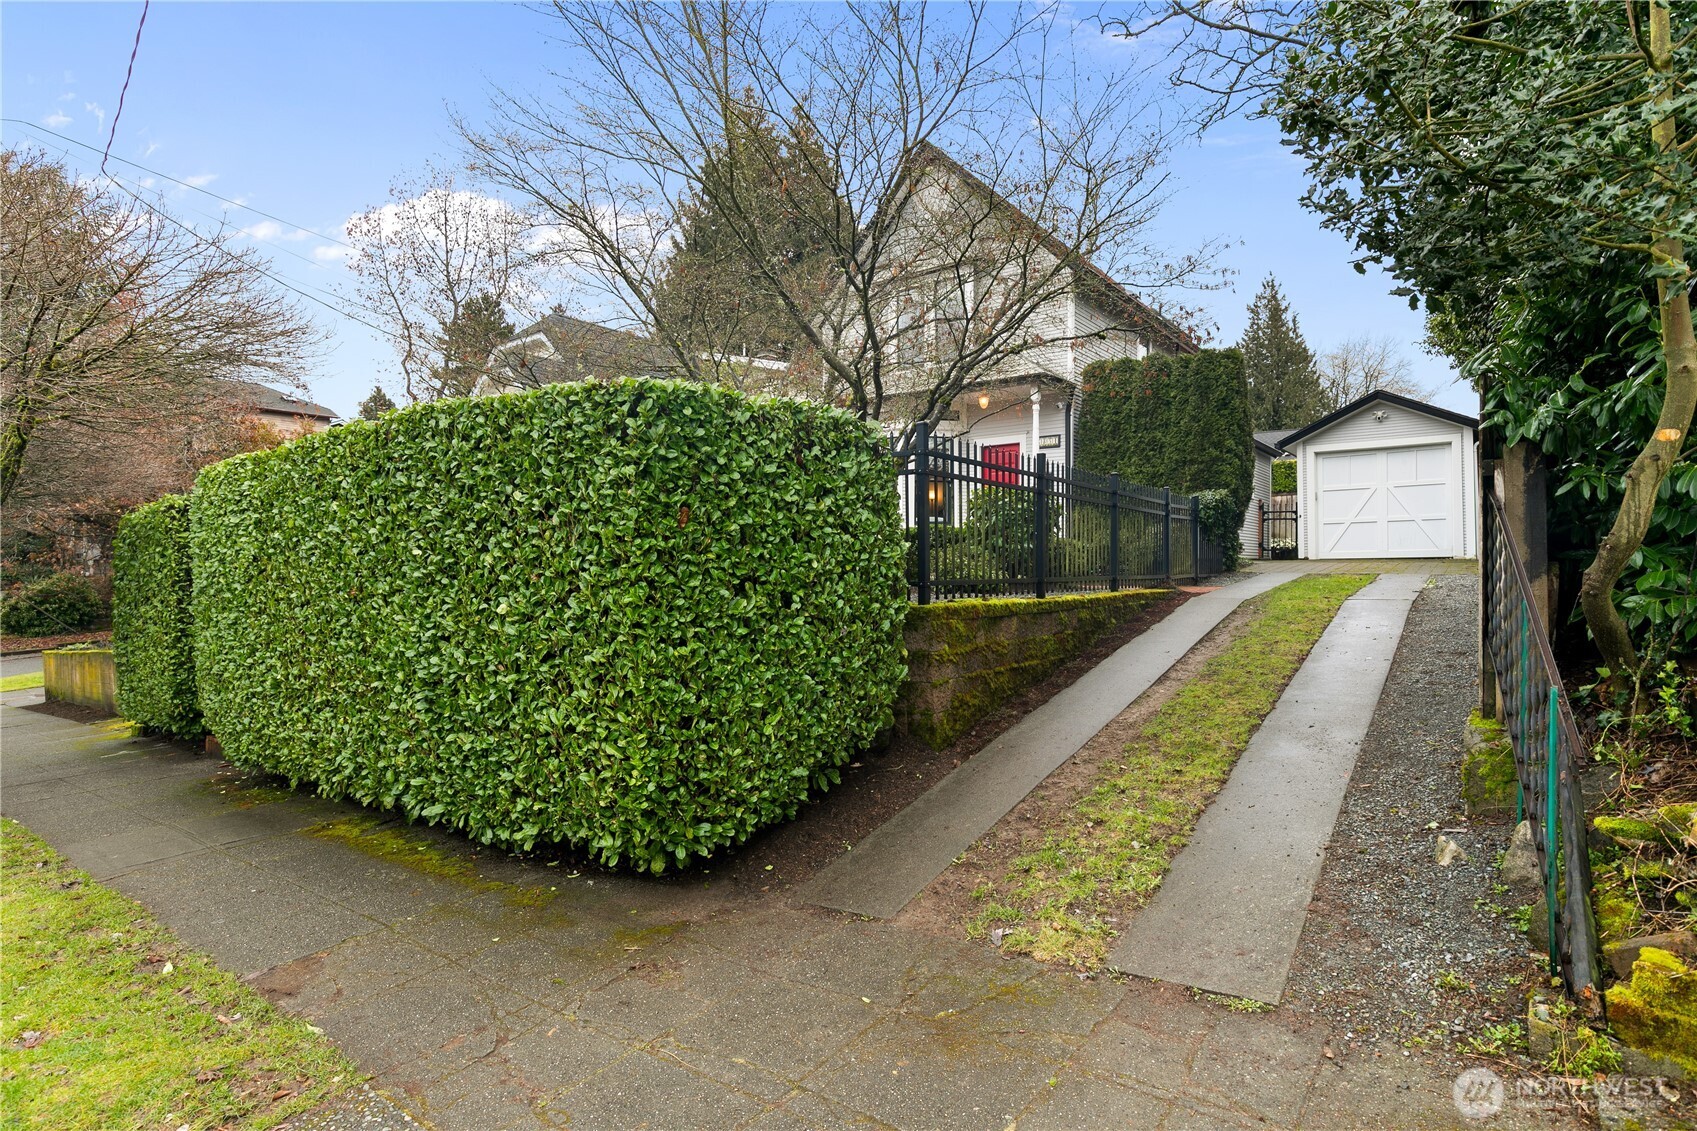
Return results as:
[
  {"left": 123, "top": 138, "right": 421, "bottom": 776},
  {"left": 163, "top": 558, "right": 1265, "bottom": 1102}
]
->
[
  {"left": 1387, "top": 517, "right": 1448, "bottom": 554},
  {"left": 1314, "top": 442, "right": 1453, "bottom": 558}
]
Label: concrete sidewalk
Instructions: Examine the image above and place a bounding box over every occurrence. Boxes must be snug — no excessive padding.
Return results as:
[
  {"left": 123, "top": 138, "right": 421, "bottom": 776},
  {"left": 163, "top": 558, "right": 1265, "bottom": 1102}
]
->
[
  {"left": 801, "top": 571, "right": 1304, "bottom": 920},
  {"left": 1, "top": 607, "right": 1580, "bottom": 1129},
  {"left": 1109, "top": 574, "right": 1427, "bottom": 1003}
]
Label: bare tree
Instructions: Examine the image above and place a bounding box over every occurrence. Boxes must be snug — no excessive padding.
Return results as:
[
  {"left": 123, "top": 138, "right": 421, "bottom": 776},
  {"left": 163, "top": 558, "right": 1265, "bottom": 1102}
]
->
[
  {"left": 1, "top": 149, "right": 319, "bottom": 505},
  {"left": 342, "top": 165, "right": 545, "bottom": 403},
  {"left": 460, "top": 1, "right": 1223, "bottom": 432},
  {"left": 1316, "top": 335, "right": 1436, "bottom": 409}
]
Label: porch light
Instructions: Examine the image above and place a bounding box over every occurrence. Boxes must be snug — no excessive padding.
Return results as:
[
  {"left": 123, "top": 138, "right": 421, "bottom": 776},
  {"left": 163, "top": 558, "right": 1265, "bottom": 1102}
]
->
[
  {"left": 926, "top": 479, "right": 947, "bottom": 518},
  {"left": 978, "top": 392, "right": 990, "bottom": 410}
]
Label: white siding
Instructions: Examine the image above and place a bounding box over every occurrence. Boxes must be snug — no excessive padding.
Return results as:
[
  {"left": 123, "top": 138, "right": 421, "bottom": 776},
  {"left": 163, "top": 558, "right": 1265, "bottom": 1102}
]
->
[
  {"left": 1291, "top": 402, "right": 1478, "bottom": 559},
  {"left": 1239, "top": 449, "right": 1273, "bottom": 557}
]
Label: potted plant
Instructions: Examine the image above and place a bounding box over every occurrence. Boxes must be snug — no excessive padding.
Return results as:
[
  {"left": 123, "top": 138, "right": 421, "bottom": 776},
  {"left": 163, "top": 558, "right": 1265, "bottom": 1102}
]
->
[{"left": 1268, "top": 537, "right": 1298, "bottom": 561}]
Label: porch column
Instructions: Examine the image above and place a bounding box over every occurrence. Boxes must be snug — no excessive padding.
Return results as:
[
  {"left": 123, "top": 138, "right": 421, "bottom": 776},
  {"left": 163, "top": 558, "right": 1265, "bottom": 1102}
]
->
[{"left": 1029, "top": 386, "right": 1041, "bottom": 454}]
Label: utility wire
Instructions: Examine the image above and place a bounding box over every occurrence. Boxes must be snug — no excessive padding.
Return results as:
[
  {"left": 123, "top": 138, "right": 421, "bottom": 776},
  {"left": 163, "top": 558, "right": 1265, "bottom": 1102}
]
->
[
  {"left": 8, "top": 124, "right": 392, "bottom": 336},
  {"left": 7, "top": 118, "right": 356, "bottom": 249},
  {"left": 102, "top": 0, "right": 150, "bottom": 175}
]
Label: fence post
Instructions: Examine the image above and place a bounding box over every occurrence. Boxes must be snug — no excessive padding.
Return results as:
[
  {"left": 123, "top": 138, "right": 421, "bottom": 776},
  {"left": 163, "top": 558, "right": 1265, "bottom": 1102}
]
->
[
  {"left": 1256, "top": 499, "right": 1264, "bottom": 559},
  {"left": 1190, "top": 494, "right": 1202, "bottom": 583},
  {"left": 914, "top": 421, "right": 931, "bottom": 606},
  {"left": 1108, "top": 473, "right": 1121, "bottom": 592},
  {"left": 1034, "top": 453, "right": 1049, "bottom": 599},
  {"left": 1161, "top": 487, "right": 1173, "bottom": 583},
  {"left": 1545, "top": 685, "right": 1560, "bottom": 978}
]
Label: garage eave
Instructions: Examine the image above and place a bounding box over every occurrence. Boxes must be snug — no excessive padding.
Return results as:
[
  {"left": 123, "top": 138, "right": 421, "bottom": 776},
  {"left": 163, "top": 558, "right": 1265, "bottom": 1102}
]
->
[{"left": 1280, "top": 390, "right": 1479, "bottom": 449}]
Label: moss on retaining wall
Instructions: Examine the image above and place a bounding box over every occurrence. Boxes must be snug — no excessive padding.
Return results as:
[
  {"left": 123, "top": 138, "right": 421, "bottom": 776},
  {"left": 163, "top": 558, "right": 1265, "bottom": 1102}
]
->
[
  {"left": 898, "top": 589, "right": 1168, "bottom": 749},
  {"left": 43, "top": 647, "right": 117, "bottom": 716}
]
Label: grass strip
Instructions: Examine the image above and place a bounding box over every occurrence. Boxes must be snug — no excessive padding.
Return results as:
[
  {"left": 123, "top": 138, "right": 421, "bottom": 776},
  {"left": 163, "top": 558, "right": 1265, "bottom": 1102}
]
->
[
  {"left": 0, "top": 671, "right": 43, "bottom": 691},
  {"left": 0, "top": 818, "right": 361, "bottom": 1129},
  {"left": 963, "top": 573, "right": 1375, "bottom": 968}
]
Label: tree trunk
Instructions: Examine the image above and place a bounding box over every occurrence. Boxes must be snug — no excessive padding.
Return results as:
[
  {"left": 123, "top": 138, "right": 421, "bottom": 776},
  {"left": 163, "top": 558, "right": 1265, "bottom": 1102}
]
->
[
  {"left": 1577, "top": 0, "right": 1695, "bottom": 681},
  {"left": 0, "top": 403, "right": 34, "bottom": 505}
]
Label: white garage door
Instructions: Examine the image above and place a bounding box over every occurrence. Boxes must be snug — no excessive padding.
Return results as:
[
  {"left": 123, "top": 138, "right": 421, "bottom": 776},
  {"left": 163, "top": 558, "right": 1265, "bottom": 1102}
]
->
[{"left": 1315, "top": 444, "right": 1454, "bottom": 558}]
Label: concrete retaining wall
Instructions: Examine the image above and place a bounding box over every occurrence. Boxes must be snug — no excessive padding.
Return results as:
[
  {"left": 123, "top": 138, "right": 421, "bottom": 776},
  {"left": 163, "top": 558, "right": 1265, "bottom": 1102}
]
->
[
  {"left": 43, "top": 647, "right": 117, "bottom": 716},
  {"left": 897, "top": 589, "right": 1168, "bottom": 749}
]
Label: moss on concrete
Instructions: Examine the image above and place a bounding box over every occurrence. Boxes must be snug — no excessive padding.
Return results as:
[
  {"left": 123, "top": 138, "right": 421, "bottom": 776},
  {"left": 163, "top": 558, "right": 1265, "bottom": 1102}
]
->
[
  {"left": 899, "top": 589, "right": 1168, "bottom": 750},
  {"left": 1461, "top": 740, "right": 1517, "bottom": 818},
  {"left": 302, "top": 816, "right": 555, "bottom": 909},
  {"left": 1606, "top": 947, "right": 1697, "bottom": 1075}
]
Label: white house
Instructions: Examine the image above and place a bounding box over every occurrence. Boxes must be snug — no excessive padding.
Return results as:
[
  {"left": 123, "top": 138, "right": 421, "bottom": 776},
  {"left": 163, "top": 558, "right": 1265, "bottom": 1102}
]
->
[
  {"left": 858, "top": 144, "right": 1196, "bottom": 464},
  {"left": 1280, "top": 391, "right": 1480, "bottom": 560},
  {"left": 1239, "top": 434, "right": 1286, "bottom": 558}
]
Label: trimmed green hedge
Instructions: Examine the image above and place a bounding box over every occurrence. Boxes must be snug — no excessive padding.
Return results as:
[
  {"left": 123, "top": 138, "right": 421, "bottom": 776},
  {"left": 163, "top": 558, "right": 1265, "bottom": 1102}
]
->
[
  {"left": 112, "top": 495, "right": 202, "bottom": 739},
  {"left": 1271, "top": 458, "right": 1296, "bottom": 495},
  {"left": 1194, "top": 489, "right": 1243, "bottom": 572},
  {"left": 1077, "top": 350, "right": 1254, "bottom": 512},
  {"left": 191, "top": 379, "right": 907, "bottom": 872}
]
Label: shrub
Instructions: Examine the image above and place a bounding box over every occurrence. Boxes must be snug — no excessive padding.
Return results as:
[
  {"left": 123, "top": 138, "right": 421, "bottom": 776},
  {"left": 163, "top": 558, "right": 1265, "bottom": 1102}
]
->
[
  {"left": 190, "top": 379, "right": 907, "bottom": 872},
  {"left": 112, "top": 495, "right": 202, "bottom": 739},
  {"left": 1271, "top": 458, "right": 1296, "bottom": 495},
  {"left": 1077, "top": 350, "right": 1254, "bottom": 511},
  {"left": 1194, "top": 489, "right": 1245, "bottom": 572},
  {"left": 0, "top": 573, "right": 105, "bottom": 637}
]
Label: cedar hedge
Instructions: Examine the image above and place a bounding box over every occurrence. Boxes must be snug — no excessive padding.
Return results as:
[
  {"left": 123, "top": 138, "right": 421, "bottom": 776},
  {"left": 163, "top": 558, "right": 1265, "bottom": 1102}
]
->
[
  {"left": 1076, "top": 350, "right": 1254, "bottom": 514},
  {"left": 112, "top": 495, "right": 203, "bottom": 739},
  {"left": 190, "top": 379, "right": 907, "bottom": 872}
]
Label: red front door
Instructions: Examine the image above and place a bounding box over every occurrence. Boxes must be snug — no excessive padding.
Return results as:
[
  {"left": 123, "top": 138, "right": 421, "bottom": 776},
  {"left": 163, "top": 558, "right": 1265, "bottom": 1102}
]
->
[{"left": 983, "top": 443, "right": 1021, "bottom": 486}]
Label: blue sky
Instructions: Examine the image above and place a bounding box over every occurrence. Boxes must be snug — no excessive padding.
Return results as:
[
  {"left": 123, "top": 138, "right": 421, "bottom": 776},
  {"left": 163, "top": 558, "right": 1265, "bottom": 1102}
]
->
[{"left": 1, "top": 1, "right": 1474, "bottom": 420}]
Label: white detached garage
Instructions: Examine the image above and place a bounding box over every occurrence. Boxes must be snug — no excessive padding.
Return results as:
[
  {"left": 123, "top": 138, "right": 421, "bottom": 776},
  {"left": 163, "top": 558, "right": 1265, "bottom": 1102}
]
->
[{"left": 1281, "top": 391, "right": 1480, "bottom": 560}]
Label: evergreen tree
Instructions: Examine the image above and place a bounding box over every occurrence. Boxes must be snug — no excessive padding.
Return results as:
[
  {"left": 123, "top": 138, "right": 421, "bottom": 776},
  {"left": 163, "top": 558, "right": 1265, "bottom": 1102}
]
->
[
  {"left": 1238, "top": 276, "right": 1329, "bottom": 430},
  {"left": 358, "top": 386, "right": 397, "bottom": 420},
  {"left": 1176, "top": 348, "right": 1253, "bottom": 510},
  {"left": 429, "top": 292, "right": 515, "bottom": 399},
  {"left": 652, "top": 107, "right": 843, "bottom": 365}
]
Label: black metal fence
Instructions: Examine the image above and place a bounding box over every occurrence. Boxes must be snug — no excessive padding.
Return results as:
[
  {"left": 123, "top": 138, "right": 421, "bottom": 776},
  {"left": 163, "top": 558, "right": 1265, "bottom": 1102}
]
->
[
  {"left": 897, "top": 422, "right": 1221, "bottom": 603},
  {"left": 1261, "top": 501, "right": 1298, "bottom": 560},
  {"left": 1482, "top": 484, "right": 1602, "bottom": 1000}
]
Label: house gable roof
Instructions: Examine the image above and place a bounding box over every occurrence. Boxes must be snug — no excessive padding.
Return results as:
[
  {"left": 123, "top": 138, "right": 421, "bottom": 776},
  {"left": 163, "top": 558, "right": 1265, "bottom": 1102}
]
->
[
  {"left": 212, "top": 378, "right": 336, "bottom": 421},
  {"left": 902, "top": 143, "right": 1198, "bottom": 355},
  {"left": 492, "top": 312, "right": 673, "bottom": 384},
  {"left": 1279, "top": 389, "right": 1479, "bottom": 449}
]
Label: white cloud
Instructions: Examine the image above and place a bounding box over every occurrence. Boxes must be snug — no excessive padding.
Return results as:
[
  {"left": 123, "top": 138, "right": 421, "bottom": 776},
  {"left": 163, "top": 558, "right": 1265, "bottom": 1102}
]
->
[
  {"left": 56, "top": 91, "right": 77, "bottom": 102},
  {"left": 84, "top": 102, "right": 105, "bottom": 131},
  {"left": 313, "top": 244, "right": 354, "bottom": 263},
  {"left": 241, "top": 220, "right": 285, "bottom": 241},
  {"left": 143, "top": 141, "right": 161, "bottom": 158},
  {"left": 42, "top": 110, "right": 72, "bottom": 128},
  {"left": 183, "top": 172, "right": 218, "bottom": 188}
]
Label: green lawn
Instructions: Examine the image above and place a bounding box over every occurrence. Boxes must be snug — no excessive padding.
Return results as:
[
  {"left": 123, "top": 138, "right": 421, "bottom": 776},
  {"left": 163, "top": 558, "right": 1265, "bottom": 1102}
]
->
[
  {"left": 0, "top": 671, "right": 43, "bottom": 692},
  {"left": 0, "top": 819, "right": 362, "bottom": 1129},
  {"left": 963, "top": 573, "right": 1374, "bottom": 967}
]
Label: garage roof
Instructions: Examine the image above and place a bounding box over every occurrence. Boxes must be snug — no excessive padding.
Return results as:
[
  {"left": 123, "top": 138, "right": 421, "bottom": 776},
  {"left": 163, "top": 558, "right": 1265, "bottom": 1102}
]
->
[{"left": 1279, "top": 390, "right": 1478, "bottom": 450}]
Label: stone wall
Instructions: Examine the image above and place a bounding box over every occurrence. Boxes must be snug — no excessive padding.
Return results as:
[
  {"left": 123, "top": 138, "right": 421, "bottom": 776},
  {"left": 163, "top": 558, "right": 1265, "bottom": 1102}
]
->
[{"left": 897, "top": 589, "right": 1168, "bottom": 749}]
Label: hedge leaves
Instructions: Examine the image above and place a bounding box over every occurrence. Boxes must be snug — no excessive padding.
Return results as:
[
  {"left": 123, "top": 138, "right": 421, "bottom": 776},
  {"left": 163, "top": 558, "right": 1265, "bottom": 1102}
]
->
[
  {"left": 190, "top": 380, "right": 907, "bottom": 872},
  {"left": 112, "top": 495, "right": 203, "bottom": 739}
]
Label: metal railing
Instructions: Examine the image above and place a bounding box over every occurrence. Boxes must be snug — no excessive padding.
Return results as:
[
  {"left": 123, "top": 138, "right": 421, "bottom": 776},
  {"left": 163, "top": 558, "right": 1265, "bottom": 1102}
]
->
[
  {"left": 897, "top": 422, "right": 1219, "bottom": 603},
  {"left": 1481, "top": 484, "right": 1602, "bottom": 999},
  {"left": 1261, "top": 503, "right": 1298, "bottom": 559}
]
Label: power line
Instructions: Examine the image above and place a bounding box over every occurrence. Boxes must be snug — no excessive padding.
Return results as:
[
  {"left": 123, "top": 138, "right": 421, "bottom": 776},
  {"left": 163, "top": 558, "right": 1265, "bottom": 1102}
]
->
[
  {"left": 6, "top": 117, "right": 356, "bottom": 249},
  {"left": 8, "top": 124, "right": 393, "bottom": 335},
  {"left": 102, "top": 0, "right": 150, "bottom": 175}
]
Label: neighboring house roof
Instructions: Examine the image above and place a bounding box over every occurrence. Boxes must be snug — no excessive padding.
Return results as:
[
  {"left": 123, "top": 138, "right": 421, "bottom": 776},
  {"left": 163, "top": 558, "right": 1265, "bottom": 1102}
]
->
[
  {"left": 488, "top": 312, "right": 673, "bottom": 388},
  {"left": 1254, "top": 429, "right": 1296, "bottom": 456},
  {"left": 1278, "top": 390, "right": 1480, "bottom": 449},
  {"left": 212, "top": 378, "right": 336, "bottom": 422},
  {"left": 905, "top": 142, "right": 1199, "bottom": 356}
]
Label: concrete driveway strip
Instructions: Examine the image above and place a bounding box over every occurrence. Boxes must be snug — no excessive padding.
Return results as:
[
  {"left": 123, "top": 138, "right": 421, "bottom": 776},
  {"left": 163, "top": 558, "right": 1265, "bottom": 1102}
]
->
[
  {"left": 1108, "top": 572, "right": 1427, "bottom": 1004},
  {"left": 800, "top": 570, "right": 1307, "bottom": 920}
]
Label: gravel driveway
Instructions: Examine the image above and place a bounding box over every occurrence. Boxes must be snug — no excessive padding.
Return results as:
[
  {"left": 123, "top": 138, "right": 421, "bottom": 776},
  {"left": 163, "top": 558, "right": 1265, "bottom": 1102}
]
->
[{"left": 1284, "top": 574, "right": 1537, "bottom": 1065}]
